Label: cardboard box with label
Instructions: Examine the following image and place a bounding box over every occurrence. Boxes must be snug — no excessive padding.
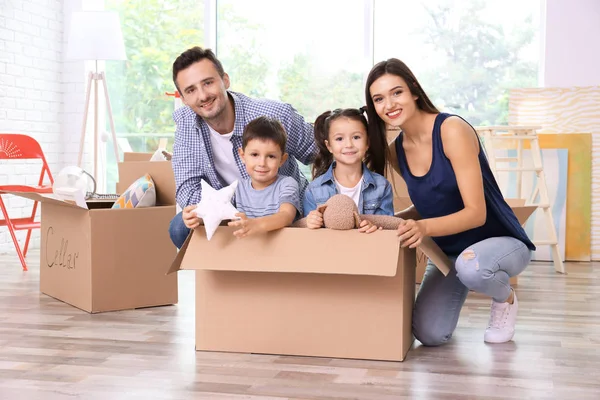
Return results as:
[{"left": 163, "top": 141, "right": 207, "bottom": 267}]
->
[
  {"left": 387, "top": 168, "right": 537, "bottom": 284},
  {"left": 169, "top": 224, "right": 452, "bottom": 362},
  {"left": 1, "top": 154, "right": 178, "bottom": 313}
]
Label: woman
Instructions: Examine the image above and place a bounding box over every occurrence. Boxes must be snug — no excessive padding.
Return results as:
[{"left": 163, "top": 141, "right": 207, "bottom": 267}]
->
[{"left": 364, "top": 58, "right": 535, "bottom": 346}]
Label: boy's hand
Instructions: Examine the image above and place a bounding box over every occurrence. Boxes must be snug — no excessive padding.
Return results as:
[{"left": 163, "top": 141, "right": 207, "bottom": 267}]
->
[
  {"left": 183, "top": 205, "right": 202, "bottom": 229},
  {"left": 358, "top": 219, "right": 381, "bottom": 234},
  {"left": 306, "top": 210, "right": 324, "bottom": 229},
  {"left": 228, "top": 212, "right": 264, "bottom": 238}
]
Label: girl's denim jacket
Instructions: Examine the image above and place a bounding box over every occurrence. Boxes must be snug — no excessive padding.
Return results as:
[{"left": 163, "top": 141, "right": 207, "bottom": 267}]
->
[{"left": 303, "top": 162, "right": 394, "bottom": 216}]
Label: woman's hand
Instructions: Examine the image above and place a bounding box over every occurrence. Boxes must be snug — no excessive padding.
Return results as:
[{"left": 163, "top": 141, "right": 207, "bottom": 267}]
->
[
  {"left": 358, "top": 219, "right": 381, "bottom": 234},
  {"left": 182, "top": 205, "right": 202, "bottom": 229},
  {"left": 228, "top": 213, "right": 264, "bottom": 238},
  {"left": 397, "top": 219, "right": 427, "bottom": 248},
  {"left": 306, "top": 210, "right": 324, "bottom": 229}
]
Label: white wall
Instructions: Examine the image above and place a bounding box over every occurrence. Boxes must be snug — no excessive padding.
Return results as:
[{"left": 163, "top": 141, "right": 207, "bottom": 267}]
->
[
  {"left": 62, "top": 0, "right": 89, "bottom": 172},
  {"left": 543, "top": 0, "right": 600, "bottom": 87},
  {"left": 0, "top": 0, "right": 86, "bottom": 255}
]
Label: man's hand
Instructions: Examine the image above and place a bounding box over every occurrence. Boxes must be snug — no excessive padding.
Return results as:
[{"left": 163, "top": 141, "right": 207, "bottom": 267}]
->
[
  {"left": 358, "top": 219, "right": 381, "bottom": 234},
  {"left": 228, "top": 213, "right": 265, "bottom": 238},
  {"left": 182, "top": 205, "right": 202, "bottom": 229},
  {"left": 306, "top": 210, "right": 324, "bottom": 229}
]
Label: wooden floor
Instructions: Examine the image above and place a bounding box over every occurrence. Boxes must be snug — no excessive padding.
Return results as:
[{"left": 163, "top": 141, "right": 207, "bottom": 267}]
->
[{"left": 1, "top": 252, "right": 599, "bottom": 400}]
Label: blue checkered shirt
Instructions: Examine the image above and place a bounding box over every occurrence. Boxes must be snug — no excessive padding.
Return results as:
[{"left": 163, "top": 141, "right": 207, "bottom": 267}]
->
[{"left": 172, "top": 91, "right": 317, "bottom": 209}]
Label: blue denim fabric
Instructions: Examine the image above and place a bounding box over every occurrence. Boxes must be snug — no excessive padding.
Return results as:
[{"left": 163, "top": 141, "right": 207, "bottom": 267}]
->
[
  {"left": 413, "top": 236, "right": 531, "bottom": 346},
  {"left": 303, "top": 163, "right": 394, "bottom": 216},
  {"left": 169, "top": 211, "right": 190, "bottom": 249}
]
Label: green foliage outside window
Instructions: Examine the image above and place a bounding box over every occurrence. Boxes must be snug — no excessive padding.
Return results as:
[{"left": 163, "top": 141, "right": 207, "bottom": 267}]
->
[{"left": 101, "top": 0, "right": 538, "bottom": 190}]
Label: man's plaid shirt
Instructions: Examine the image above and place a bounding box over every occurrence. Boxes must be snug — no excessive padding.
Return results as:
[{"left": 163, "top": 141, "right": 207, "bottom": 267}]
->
[{"left": 172, "top": 91, "right": 317, "bottom": 209}]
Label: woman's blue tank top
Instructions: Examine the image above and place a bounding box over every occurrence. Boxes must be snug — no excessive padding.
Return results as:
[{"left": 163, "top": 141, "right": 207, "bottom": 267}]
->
[{"left": 394, "top": 113, "right": 536, "bottom": 256}]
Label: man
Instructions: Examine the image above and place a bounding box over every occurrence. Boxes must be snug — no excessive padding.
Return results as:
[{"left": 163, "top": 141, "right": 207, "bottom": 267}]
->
[{"left": 168, "top": 46, "right": 317, "bottom": 248}]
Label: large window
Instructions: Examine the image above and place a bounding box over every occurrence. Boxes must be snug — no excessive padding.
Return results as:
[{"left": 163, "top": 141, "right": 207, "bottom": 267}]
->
[
  {"left": 215, "top": 0, "right": 371, "bottom": 179},
  {"left": 216, "top": 0, "right": 371, "bottom": 123},
  {"left": 103, "top": 0, "right": 204, "bottom": 191},
  {"left": 93, "top": 0, "right": 541, "bottom": 191},
  {"left": 374, "top": 0, "right": 541, "bottom": 126}
]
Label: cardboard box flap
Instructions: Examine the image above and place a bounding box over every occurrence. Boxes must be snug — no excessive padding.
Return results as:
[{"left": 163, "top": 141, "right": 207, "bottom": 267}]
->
[
  {"left": 505, "top": 198, "right": 526, "bottom": 207},
  {"left": 117, "top": 161, "right": 176, "bottom": 205},
  {"left": 123, "top": 152, "right": 154, "bottom": 162},
  {"left": 167, "top": 231, "right": 193, "bottom": 275},
  {"left": 394, "top": 197, "right": 414, "bottom": 212},
  {"left": 0, "top": 191, "right": 87, "bottom": 210},
  {"left": 418, "top": 236, "right": 451, "bottom": 276},
  {"left": 170, "top": 227, "right": 403, "bottom": 277},
  {"left": 512, "top": 205, "right": 537, "bottom": 226}
]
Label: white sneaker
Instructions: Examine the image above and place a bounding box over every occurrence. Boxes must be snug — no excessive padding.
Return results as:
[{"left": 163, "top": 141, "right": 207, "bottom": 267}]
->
[{"left": 484, "top": 290, "right": 518, "bottom": 343}]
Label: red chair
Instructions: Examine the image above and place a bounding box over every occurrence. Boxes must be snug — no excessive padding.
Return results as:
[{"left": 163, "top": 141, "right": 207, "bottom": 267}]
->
[{"left": 0, "top": 134, "right": 54, "bottom": 271}]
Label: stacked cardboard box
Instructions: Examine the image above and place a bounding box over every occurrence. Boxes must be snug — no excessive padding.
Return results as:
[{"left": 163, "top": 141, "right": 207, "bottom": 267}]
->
[{"left": 2, "top": 154, "right": 178, "bottom": 313}]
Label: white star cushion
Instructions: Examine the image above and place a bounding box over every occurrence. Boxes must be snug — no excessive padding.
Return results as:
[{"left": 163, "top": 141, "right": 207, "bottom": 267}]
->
[{"left": 194, "top": 179, "right": 240, "bottom": 240}]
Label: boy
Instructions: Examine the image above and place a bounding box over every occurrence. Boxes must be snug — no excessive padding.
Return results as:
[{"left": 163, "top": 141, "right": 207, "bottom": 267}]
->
[{"left": 227, "top": 116, "right": 301, "bottom": 238}]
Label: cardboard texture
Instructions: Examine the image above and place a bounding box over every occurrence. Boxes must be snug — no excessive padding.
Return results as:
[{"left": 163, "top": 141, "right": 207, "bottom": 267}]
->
[
  {"left": 123, "top": 152, "right": 155, "bottom": 162},
  {"left": 1, "top": 158, "right": 178, "bottom": 313},
  {"left": 116, "top": 160, "right": 176, "bottom": 206},
  {"left": 169, "top": 226, "right": 452, "bottom": 362}
]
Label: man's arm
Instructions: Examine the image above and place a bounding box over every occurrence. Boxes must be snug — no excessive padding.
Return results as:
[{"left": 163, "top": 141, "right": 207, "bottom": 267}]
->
[
  {"left": 279, "top": 104, "right": 317, "bottom": 165},
  {"left": 172, "top": 109, "right": 203, "bottom": 208}
]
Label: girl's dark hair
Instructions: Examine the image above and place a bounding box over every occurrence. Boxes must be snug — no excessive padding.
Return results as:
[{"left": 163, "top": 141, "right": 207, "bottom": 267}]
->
[
  {"left": 311, "top": 108, "right": 389, "bottom": 179},
  {"left": 364, "top": 58, "right": 439, "bottom": 153}
]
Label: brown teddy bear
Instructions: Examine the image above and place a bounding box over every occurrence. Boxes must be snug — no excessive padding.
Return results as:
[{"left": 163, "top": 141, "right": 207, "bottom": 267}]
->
[
  {"left": 292, "top": 194, "right": 408, "bottom": 230},
  {"left": 292, "top": 194, "right": 452, "bottom": 275}
]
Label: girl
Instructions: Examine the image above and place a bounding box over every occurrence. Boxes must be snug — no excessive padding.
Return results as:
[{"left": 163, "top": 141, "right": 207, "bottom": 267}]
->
[
  {"left": 303, "top": 108, "right": 394, "bottom": 233},
  {"left": 364, "top": 58, "right": 535, "bottom": 345}
]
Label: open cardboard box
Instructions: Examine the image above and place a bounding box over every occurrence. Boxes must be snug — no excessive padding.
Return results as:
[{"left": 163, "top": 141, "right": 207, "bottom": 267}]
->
[
  {"left": 388, "top": 168, "right": 537, "bottom": 285},
  {"left": 168, "top": 221, "right": 453, "bottom": 362},
  {"left": 0, "top": 155, "right": 178, "bottom": 313}
]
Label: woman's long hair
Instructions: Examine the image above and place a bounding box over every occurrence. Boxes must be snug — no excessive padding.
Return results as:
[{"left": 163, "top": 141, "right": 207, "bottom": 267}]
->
[{"left": 364, "top": 59, "right": 439, "bottom": 150}]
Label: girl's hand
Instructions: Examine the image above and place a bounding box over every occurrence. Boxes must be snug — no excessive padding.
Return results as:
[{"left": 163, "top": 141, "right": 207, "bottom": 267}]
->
[
  {"left": 358, "top": 219, "right": 381, "bottom": 234},
  {"left": 397, "top": 219, "right": 426, "bottom": 248},
  {"left": 306, "top": 210, "right": 324, "bottom": 229},
  {"left": 183, "top": 205, "right": 202, "bottom": 229}
]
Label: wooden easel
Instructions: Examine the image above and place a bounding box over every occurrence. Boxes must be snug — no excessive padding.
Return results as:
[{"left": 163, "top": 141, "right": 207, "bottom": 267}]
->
[
  {"left": 476, "top": 125, "right": 565, "bottom": 274},
  {"left": 77, "top": 70, "right": 120, "bottom": 183}
]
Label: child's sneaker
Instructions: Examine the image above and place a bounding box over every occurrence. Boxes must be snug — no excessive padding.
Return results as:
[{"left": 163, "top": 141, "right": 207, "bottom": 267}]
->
[{"left": 484, "top": 290, "right": 518, "bottom": 343}]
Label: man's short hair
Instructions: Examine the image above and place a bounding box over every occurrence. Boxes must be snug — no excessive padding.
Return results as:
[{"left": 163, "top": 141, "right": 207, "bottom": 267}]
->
[
  {"left": 242, "top": 116, "right": 287, "bottom": 154},
  {"left": 172, "top": 46, "right": 225, "bottom": 92}
]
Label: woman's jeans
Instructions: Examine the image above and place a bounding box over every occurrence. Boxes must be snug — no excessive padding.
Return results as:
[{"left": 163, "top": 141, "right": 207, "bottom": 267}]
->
[{"left": 413, "top": 236, "right": 531, "bottom": 346}]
